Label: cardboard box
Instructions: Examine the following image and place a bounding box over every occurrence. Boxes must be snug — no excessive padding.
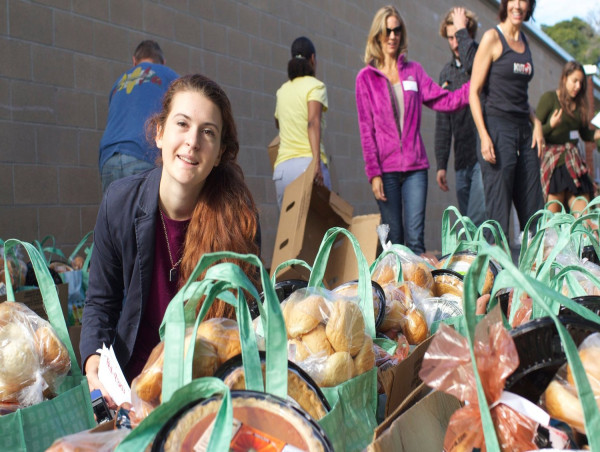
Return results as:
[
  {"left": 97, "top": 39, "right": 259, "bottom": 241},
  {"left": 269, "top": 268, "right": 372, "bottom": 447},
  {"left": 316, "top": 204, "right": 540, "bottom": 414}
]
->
[
  {"left": 378, "top": 335, "right": 434, "bottom": 418},
  {"left": 267, "top": 135, "right": 279, "bottom": 170},
  {"left": 368, "top": 390, "right": 461, "bottom": 452},
  {"left": 271, "top": 157, "right": 380, "bottom": 288},
  {"left": 0, "top": 283, "right": 69, "bottom": 321},
  {"left": 69, "top": 325, "right": 82, "bottom": 368}
]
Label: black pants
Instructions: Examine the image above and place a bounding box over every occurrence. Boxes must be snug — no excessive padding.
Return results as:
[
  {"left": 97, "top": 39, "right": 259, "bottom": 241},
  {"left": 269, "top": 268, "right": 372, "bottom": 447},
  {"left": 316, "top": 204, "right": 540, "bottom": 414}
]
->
[{"left": 478, "top": 115, "right": 544, "bottom": 239}]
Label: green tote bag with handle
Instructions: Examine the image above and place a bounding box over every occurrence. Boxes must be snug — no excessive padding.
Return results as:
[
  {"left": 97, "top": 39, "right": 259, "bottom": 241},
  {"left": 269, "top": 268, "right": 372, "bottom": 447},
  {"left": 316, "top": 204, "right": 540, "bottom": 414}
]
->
[{"left": 0, "top": 239, "right": 95, "bottom": 452}]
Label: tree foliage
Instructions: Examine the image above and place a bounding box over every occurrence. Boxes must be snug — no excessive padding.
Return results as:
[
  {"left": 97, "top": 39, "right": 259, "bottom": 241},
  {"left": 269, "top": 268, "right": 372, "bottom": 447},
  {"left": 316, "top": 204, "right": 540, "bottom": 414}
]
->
[{"left": 542, "top": 17, "right": 600, "bottom": 65}]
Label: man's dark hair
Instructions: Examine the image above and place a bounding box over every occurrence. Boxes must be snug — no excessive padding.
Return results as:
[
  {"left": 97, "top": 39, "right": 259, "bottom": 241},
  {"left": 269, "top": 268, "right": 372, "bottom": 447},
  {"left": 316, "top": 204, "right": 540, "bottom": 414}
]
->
[{"left": 133, "top": 40, "right": 165, "bottom": 65}]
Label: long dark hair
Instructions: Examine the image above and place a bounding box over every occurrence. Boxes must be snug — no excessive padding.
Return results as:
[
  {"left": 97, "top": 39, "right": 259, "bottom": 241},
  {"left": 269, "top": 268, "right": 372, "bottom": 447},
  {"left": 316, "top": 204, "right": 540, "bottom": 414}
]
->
[
  {"left": 149, "top": 74, "right": 260, "bottom": 320},
  {"left": 557, "top": 61, "right": 588, "bottom": 123},
  {"left": 287, "top": 36, "right": 316, "bottom": 80}
]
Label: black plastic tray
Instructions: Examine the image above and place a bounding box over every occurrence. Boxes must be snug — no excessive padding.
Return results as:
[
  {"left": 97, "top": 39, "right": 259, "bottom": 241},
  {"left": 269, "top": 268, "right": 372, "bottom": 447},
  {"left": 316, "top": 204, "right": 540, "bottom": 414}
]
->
[
  {"left": 559, "top": 295, "right": 600, "bottom": 317},
  {"left": 505, "top": 315, "right": 600, "bottom": 403},
  {"left": 252, "top": 279, "right": 308, "bottom": 319}
]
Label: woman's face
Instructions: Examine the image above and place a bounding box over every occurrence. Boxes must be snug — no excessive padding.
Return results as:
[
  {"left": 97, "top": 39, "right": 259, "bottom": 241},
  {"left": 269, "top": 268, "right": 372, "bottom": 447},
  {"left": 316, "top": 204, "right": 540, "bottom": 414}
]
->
[
  {"left": 505, "top": 0, "right": 529, "bottom": 25},
  {"left": 156, "top": 90, "right": 223, "bottom": 192},
  {"left": 379, "top": 15, "right": 401, "bottom": 59},
  {"left": 564, "top": 70, "right": 585, "bottom": 99}
]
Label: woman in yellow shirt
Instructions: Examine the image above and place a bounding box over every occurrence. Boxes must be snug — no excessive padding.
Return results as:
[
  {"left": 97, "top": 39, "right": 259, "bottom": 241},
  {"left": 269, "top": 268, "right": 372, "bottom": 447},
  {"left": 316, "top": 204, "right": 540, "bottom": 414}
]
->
[{"left": 274, "top": 36, "right": 331, "bottom": 208}]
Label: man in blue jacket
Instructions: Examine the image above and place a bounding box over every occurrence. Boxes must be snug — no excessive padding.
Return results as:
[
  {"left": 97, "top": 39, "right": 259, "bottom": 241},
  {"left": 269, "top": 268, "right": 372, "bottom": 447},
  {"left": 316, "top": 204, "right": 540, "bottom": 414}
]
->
[
  {"left": 98, "top": 40, "right": 179, "bottom": 193},
  {"left": 434, "top": 7, "right": 486, "bottom": 227}
]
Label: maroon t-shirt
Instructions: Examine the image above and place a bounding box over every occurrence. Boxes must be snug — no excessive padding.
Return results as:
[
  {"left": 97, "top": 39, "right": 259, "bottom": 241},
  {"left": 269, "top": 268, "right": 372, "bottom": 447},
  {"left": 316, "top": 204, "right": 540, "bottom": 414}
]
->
[{"left": 125, "top": 212, "right": 189, "bottom": 383}]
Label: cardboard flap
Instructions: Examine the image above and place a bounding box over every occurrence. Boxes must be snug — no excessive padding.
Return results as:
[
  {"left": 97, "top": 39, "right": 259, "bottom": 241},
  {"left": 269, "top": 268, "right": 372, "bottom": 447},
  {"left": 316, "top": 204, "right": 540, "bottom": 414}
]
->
[
  {"left": 379, "top": 335, "right": 434, "bottom": 417},
  {"left": 267, "top": 135, "right": 279, "bottom": 171},
  {"left": 367, "top": 391, "right": 461, "bottom": 452},
  {"left": 328, "top": 190, "right": 353, "bottom": 224}
]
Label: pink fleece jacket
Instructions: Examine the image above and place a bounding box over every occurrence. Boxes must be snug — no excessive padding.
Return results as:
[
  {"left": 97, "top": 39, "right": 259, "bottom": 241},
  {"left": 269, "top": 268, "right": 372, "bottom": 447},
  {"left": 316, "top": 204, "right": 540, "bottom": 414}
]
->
[{"left": 356, "top": 54, "right": 470, "bottom": 182}]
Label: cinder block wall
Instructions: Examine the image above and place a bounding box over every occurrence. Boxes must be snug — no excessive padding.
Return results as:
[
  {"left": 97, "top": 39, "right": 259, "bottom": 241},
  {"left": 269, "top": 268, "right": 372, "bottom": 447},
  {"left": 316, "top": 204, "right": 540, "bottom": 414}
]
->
[{"left": 0, "top": 0, "right": 580, "bottom": 266}]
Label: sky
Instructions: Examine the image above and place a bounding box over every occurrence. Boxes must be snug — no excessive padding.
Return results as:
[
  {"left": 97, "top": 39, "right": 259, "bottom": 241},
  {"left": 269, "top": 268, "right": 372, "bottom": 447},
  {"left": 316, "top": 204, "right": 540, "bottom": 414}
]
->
[{"left": 534, "top": 0, "right": 599, "bottom": 27}]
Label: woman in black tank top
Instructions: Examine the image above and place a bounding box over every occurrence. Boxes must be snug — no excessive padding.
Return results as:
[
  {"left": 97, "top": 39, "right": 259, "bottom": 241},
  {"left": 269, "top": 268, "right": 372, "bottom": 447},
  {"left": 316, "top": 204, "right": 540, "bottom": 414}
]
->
[{"left": 467, "top": 0, "right": 544, "bottom": 242}]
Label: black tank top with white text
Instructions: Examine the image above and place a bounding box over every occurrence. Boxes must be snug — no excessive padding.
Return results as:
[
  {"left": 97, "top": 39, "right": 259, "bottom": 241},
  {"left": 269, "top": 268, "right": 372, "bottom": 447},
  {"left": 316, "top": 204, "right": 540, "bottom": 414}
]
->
[{"left": 484, "top": 26, "right": 533, "bottom": 121}]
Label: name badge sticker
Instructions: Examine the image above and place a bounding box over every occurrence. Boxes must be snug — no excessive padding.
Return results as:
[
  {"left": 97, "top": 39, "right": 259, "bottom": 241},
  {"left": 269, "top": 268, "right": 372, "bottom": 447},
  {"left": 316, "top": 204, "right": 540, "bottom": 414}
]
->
[
  {"left": 402, "top": 80, "right": 418, "bottom": 92},
  {"left": 569, "top": 130, "right": 580, "bottom": 140}
]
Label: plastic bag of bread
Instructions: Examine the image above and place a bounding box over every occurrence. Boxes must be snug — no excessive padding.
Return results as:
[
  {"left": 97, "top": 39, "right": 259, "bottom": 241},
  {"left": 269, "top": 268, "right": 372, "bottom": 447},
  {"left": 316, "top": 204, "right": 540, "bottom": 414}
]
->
[
  {"left": 419, "top": 306, "right": 539, "bottom": 452},
  {"left": 0, "top": 249, "right": 28, "bottom": 293},
  {"left": 372, "top": 249, "right": 434, "bottom": 290},
  {"left": 543, "top": 333, "right": 600, "bottom": 435},
  {"left": 131, "top": 319, "right": 239, "bottom": 419},
  {"left": 378, "top": 281, "right": 429, "bottom": 345},
  {"left": 0, "top": 301, "right": 71, "bottom": 407},
  {"left": 46, "top": 427, "right": 130, "bottom": 451},
  {"left": 281, "top": 288, "right": 375, "bottom": 387}
]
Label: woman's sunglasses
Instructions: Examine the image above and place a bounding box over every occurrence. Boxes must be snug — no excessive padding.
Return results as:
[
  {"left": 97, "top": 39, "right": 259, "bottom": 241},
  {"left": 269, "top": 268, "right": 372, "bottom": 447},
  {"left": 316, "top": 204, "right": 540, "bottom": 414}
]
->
[{"left": 385, "top": 26, "right": 402, "bottom": 36}]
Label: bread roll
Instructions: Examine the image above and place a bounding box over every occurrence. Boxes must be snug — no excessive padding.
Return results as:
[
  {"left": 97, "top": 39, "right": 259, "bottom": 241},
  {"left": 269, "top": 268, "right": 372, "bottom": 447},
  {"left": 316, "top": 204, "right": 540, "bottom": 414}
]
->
[
  {"left": 402, "top": 262, "right": 433, "bottom": 289},
  {"left": 301, "top": 324, "right": 334, "bottom": 358},
  {"left": 321, "top": 352, "right": 354, "bottom": 387},
  {"left": 353, "top": 334, "right": 375, "bottom": 376},
  {"left": 373, "top": 264, "right": 396, "bottom": 286},
  {"left": 133, "top": 342, "right": 165, "bottom": 403},
  {"left": 289, "top": 339, "right": 310, "bottom": 362},
  {"left": 0, "top": 323, "right": 38, "bottom": 397},
  {"left": 325, "top": 300, "right": 365, "bottom": 357},
  {"left": 566, "top": 346, "right": 600, "bottom": 396},
  {"left": 401, "top": 309, "right": 428, "bottom": 345},
  {"left": 35, "top": 325, "right": 71, "bottom": 374},
  {"left": 545, "top": 380, "right": 586, "bottom": 433},
  {"left": 184, "top": 332, "right": 219, "bottom": 379},
  {"left": 197, "top": 318, "right": 241, "bottom": 364},
  {"left": 284, "top": 295, "right": 329, "bottom": 339},
  {"left": 380, "top": 283, "right": 411, "bottom": 332}
]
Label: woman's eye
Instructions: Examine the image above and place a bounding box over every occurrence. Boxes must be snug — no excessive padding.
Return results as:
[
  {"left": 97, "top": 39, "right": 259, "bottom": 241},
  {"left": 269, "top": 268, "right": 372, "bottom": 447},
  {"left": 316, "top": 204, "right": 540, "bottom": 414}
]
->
[
  {"left": 203, "top": 128, "right": 216, "bottom": 137},
  {"left": 177, "top": 121, "right": 187, "bottom": 128}
]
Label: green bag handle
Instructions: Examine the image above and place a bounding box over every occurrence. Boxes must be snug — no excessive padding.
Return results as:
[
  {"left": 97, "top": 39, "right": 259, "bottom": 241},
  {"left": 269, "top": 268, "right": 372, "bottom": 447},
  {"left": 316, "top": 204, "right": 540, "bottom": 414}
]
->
[
  {"left": 271, "top": 258, "right": 313, "bottom": 286},
  {"left": 309, "top": 227, "right": 376, "bottom": 338},
  {"left": 33, "top": 235, "right": 67, "bottom": 265},
  {"left": 440, "top": 206, "right": 477, "bottom": 256},
  {"left": 159, "top": 252, "right": 287, "bottom": 403},
  {"left": 68, "top": 231, "right": 94, "bottom": 268},
  {"left": 116, "top": 377, "right": 232, "bottom": 452},
  {"left": 3, "top": 239, "right": 82, "bottom": 374},
  {"left": 473, "top": 219, "right": 510, "bottom": 255},
  {"left": 461, "top": 247, "right": 600, "bottom": 451}
]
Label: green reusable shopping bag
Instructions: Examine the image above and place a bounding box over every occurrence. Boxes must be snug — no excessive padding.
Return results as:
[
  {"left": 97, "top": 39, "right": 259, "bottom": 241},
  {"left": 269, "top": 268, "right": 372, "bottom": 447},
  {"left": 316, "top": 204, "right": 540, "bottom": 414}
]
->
[
  {"left": 460, "top": 247, "right": 600, "bottom": 451},
  {"left": 308, "top": 227, "right": 379, "bottom": 452},
  {"left": 118, "top": 251, "right": 288, "bottom": 450},
  {"left": 0, "top": 239, "right": 95, "bottom": 452}
]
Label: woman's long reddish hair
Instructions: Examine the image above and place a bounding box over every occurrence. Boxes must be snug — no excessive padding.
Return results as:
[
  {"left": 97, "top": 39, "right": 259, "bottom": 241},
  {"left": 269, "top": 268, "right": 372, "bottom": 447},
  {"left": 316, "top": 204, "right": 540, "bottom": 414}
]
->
[{"left": 149, "top": 74, "right": 260, "bottom": 319}]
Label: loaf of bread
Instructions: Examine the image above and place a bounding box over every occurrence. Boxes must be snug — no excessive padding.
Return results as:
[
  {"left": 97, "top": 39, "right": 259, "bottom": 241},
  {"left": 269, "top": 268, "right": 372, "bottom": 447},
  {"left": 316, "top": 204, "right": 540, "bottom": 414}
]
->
[
  {"left": 325, "top": 300, "right": 365, "bottom": 357},
  {"left": 545, "top": 379, "right": 586, "bottom": 433},
  {"left": 321, "top": 352, "right": 355, "bottom": 387},
  {"left": 402, "top": 262, "right": 433, "bottom": 290},
  {"left": 284, "top": 294, "right": 329, "bottom": 339}
]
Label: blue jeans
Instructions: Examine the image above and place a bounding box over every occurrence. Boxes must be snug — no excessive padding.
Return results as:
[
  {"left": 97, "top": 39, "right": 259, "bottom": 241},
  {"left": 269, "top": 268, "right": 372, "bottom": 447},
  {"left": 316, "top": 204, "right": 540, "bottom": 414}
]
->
[
  {"left": 377, "top": 170, "right": 427, "bottom": 255},
  {"left": 455, "top": 162, "right": 486, "bottom": 227},
  {"left": 101, "top": 153, "right": 155, "bottom": 194}
]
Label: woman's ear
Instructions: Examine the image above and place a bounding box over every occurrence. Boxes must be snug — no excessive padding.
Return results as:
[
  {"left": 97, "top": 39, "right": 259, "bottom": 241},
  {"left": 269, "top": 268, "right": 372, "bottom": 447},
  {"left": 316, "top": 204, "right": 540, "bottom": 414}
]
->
[{"left": 155, "top": 124, "right": 163, "bottom": 149}]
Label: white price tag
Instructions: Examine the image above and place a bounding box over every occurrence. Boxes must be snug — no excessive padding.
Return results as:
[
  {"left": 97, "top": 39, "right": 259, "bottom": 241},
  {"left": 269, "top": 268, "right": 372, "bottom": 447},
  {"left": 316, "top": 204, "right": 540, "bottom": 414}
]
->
[{"left": 97, "top": 344, "right": 131, "bottom": 406}]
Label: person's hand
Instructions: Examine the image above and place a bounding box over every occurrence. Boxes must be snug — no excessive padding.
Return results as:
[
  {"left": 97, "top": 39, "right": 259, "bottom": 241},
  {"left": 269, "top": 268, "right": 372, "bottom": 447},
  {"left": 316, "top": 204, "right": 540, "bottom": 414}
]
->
[
  {"left": 532, "top": 118, "right": 545, "bottom": 158},
  {"left": 436, "top": 169, "right": 449, "bottom": 192},
  {"left": 84, "top": 354, "right": 117, "bottom": 410},
  {"left": 480, "top": 133, "right": 496, "bottom": 164},
  {"left": 313, "top": 160, "right": 324, "bottom": 186},
  {"left": 476, "top": 294, "right": 491, "bottom": 315},
  {"left": 371, "top": 176, "right": 386, "bottom": 201},
  {"left": 452, "top": 7, "right": 468, "bottom": 31},
  {"left": 549, "top": 108, "right": 563, "bottom": 128}
]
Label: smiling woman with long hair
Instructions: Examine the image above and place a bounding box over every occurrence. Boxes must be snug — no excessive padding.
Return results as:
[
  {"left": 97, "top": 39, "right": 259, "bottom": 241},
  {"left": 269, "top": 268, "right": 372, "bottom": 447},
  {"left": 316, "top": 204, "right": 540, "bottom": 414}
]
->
[{"left": 80, "top": 74, "right": 260, "bottom": 407}]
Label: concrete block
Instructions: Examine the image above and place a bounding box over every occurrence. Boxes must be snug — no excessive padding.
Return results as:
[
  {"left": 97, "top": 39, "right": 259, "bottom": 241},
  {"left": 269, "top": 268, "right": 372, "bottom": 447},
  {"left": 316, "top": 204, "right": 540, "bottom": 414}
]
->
[
  {"left": 55, "top": 12, "right": 95, "bottom": 54},
  {"left": 36, "top": 126, "right": 78, "bottom": 166},
  {"left": 0, "top": 164, "right": 14, "bottom": 204},
  {"left": 59, "top": 167, "right": 101, "bottom": 204},
  {"left": 0, "top": 39, "right": 31, "bottom": 79},
  {"left": 56, "top": 89, "right": 96, "bottom": 128},
  {"left": 143, "top": 2, "right": 175, "bottom": 39},
  {"left": 39, "top": 206, "right": 81, "bottom": 244},
  {"left": 11, "top": 81, "right": 56, "bottom": 124},
  {"left": 93, "top": 22, "right": 130, "bottom": 61},
  {"left": 14, "top": 165, "right": 59, "bottom": 204},
  {"left": 110, "top": 0, "right": 143, "bottom": 30},
  {"left": 202, "top": 20, "right": 228, "bottom": 54},
  {"left": 0, "top": 122, "right": 37, "bottom": 164},
  {"left": 0, "top": 207, "right": 38, "bottom": 242},
  {"left": 72, "top": 0, "right": 109, "bottom": 21},
  {"left": 8, "top": 0, "right": 53, "bottom": 45},
  {"left": 32, "top": 45, "right": 75, "bottom": 88}
]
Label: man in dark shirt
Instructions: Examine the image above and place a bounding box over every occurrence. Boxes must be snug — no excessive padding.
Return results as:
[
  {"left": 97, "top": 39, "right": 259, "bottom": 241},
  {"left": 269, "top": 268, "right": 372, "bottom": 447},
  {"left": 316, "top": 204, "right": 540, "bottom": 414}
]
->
[{"left": 435, "top": 7, "right": 486, "bottom": 227}]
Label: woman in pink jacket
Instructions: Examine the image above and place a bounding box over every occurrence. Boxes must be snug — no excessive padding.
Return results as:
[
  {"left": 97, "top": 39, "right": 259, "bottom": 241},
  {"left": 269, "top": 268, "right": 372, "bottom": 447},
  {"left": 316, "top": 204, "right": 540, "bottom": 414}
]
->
[{"left": 356, "top": 5, "right": 470, "bottom": 255}]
